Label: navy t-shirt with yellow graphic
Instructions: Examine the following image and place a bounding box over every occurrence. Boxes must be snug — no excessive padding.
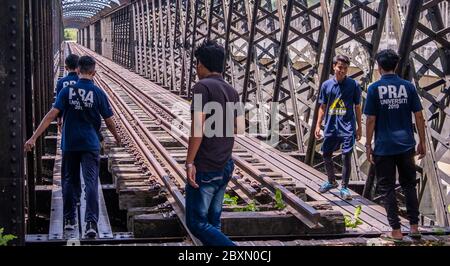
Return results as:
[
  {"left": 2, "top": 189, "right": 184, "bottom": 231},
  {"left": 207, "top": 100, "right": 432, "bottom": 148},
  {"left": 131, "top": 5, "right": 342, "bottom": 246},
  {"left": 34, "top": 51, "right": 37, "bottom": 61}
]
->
[{"left": 318, "top": 77, "right": 362, "bottom": 137}]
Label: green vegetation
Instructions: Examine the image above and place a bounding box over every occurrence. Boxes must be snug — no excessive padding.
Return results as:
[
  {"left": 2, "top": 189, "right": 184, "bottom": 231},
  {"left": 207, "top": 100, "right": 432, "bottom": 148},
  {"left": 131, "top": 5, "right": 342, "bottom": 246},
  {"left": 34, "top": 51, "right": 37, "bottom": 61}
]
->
[
  {"left": 274, "top": 188, "right": 286, "bottom": 210},
  {"left": 223, "top": 193, "right": 238, "bottom": 206},
  {"left": 64, "top": 28, "right": 78, "bottom": 41},
  {"left": 0, "top": 228, "right": 17, "bottom": 246},
  {"left": 344, "top": 205, "right": 363, "bottom": 229},
  {"left": 241, "top": 200, "right": 259, "bottom": 212},
  {"left": 432, "top": 227, "right": 446, "bottom": 235}
]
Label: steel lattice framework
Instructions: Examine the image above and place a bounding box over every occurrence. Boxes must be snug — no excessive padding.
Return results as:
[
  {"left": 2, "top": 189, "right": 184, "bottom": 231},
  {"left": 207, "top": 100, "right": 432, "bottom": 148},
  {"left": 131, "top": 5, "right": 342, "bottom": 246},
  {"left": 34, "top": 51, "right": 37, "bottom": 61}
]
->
[{"left": 63, "top": 0, "right": 122, "bottom": 27}]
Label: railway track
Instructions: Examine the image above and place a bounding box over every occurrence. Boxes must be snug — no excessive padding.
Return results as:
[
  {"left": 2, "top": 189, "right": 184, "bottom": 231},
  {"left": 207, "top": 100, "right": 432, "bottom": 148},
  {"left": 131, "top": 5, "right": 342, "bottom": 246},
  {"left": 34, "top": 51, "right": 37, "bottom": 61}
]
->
[{"left": 70, "top": 42, "right": 413, "bottom": 242}]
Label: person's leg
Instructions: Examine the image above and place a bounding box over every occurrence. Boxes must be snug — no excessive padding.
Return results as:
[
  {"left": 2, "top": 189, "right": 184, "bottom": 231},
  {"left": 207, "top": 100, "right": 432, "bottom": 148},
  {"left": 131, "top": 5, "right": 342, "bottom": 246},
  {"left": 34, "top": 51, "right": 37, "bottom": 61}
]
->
[
  {"left": 80, "top": 151, "right": 100, "bottom": 223},
  {"left": 341, "top": 135, "right": 355, "bottom": 188},
  {"left": 323, "top": 151, "right": 336, "bottom": 183},
  {"left": 341, "top": 151, "right": 352, "bottom": 188},
  {"left": 185, "top": 169, "right": 234, "bottom": 246},
  {"left": 375, "top": 154, "right": 402, "bottom": 238},
  {"left": 208, "top": 160, "right": 234, "bottom": 231},
  {"left": 62, "top": 151, "right": 81, "bottom": 222},
  {"left": 396, "top": 149, "right": 420, "bottom": 234},
  {"left": 319, "top": 137, "right": 340, "bottom": 193}
]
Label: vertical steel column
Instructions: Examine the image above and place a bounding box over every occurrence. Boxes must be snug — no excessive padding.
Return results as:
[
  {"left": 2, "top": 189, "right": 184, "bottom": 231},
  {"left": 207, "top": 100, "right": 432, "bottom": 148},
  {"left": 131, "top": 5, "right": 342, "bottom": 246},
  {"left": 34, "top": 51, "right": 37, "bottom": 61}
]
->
[
  {"left": 396, "top": 0, "right": 450, "bottom": 226},
  {"left": 32, "top": 0, "right": 43, "bottom": 185},
  {"left": 24, "top": 0, "right": 36, "bottom": 233},
  {"left": 0, "top": 0, "right": 26, "bottom": 245},
  {"left": 396, "top": 2, "right": 423, "bottom": 80},
  {"left": 145, "top": 0, "right": 155, "bottom": 80},
  {"left": 305, "top": 0, "right": 344, "bottom": 166}
]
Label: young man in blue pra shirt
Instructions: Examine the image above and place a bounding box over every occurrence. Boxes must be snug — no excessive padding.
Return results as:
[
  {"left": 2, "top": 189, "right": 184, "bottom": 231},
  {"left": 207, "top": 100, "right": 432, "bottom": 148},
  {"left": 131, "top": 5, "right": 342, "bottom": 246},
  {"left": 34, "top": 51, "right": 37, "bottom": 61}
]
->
[
  {"left": 364, "top": 49, "right": 425, "bottom": 241},
  {"left": 315, "top": 55, "right": 362, "bottom": 200},
  {"left": 25, "top": 56, "right": 122, "bottom": 238}
]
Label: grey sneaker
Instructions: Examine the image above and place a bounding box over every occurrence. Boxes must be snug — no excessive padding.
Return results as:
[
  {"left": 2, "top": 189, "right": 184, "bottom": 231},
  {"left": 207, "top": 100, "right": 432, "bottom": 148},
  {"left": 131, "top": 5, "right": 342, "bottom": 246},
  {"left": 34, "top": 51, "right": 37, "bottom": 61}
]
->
[
  {"left": 64, "top": 218, "right": 76, "bottom": 230},
  {"left": 85, "top": 221, "right": 98, "bottom": 238}
]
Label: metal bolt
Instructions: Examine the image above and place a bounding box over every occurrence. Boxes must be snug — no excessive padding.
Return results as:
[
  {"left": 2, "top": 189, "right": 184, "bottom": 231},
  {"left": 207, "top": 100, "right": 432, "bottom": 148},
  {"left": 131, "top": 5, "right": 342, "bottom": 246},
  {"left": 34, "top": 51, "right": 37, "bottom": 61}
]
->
[
  {"left": 11, "top": 30, "right": 16, "bottom": 35},
  {"left": 11, "top": 17, "right": 16, "bottom": 23},
  {"left": 10, "top": 43, "right": 16, "bottom": 49},
  {"left": 11, "top": 69, "right": 17, "bottom": 74},
  {"left": 11, "top": 157, "right": 17, "bottom": 163},
  {"left": 11, "top": 107, "right": 16, "bottom": 112},
  {"left": 11, "top": 81, "right": 16, "bottom": 86},
  {"left": 11, "top": 144, "right": 16, "bottom": 150},
  {"left": 11, "top": 119, "right": 16, "bottom": 124},
  {"left": 11, "top": 195, "right": 16, "bottom": 200},
  {"left": 11, "top": 56, "right": 16, "bottom": 61},
  {"left": 10, "top": 5, "right": 17, "bottom": 11},
  {"left": 11, "top": 132, "right": 16, "bottom": 137}
]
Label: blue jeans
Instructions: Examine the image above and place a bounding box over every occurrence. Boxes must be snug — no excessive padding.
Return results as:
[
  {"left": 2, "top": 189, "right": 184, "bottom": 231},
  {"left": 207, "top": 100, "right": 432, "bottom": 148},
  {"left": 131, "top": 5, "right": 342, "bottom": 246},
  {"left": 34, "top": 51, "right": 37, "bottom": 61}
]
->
[
  {"left": 185, "top": 159, "right": 235, "bottom": 246},
  {"left": 62, "top": 151, "right": 100, "bottom": 223}
]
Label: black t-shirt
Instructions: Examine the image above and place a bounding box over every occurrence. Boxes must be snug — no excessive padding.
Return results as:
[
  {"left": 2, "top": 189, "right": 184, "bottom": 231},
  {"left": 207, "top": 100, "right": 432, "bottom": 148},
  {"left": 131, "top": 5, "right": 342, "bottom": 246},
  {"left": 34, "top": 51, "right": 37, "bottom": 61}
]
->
[{"left": 190, "top": 74, "right": 241, "bottom": 172}]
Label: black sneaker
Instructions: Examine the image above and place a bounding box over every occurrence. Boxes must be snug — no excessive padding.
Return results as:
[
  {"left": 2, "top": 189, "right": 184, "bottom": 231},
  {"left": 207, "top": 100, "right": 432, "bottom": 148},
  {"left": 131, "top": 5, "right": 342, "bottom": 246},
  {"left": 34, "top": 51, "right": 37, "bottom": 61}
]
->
[
  {"left": 85, "top": 221, "right": 98, "bottom": 238},
  {"left": 64, "top": 218, "right": 76, "bottom": 230}
]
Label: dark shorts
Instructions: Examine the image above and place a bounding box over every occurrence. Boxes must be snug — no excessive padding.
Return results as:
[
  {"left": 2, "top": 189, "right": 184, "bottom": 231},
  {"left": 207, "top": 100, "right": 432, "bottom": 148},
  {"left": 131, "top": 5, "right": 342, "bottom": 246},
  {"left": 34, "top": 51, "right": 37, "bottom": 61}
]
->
[{"left": 322, "top": 135, "right": 355, "bottom": 154}]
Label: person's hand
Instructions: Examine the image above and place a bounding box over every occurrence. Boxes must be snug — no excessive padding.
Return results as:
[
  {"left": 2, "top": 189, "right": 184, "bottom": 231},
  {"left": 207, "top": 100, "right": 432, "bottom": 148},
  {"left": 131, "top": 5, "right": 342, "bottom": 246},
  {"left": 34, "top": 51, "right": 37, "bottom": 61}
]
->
[
  {"left": 186, "top": 164, "right": 198, "bottom": 188},
  {"left": 315, "top": 125, "right": 322, "bottom": 140},
  {"left": 366, "top": 145, "right": 374, "bottom": 164},
  {"left": 24, "top": 137, "right": 36, "bottom": 152},
  {"left": 356, "top": 127, "right": 362, "bottom": 141},
  {"left": 416, "top": 142, "right": 425, "bottom": 159}
]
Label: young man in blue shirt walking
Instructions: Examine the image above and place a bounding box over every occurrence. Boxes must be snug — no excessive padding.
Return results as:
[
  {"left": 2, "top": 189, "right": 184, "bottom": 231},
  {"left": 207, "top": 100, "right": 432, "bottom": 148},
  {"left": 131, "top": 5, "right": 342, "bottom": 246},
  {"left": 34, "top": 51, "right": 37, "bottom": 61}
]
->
[
  {"left": 25, "top": 56, "right": 121, "bottom": 238},
  {"left": 364, "top": 49, "right": 425, "bottom": 241},
  {"left": 315, "top": 55, "right": 362, "bottom": 200}
]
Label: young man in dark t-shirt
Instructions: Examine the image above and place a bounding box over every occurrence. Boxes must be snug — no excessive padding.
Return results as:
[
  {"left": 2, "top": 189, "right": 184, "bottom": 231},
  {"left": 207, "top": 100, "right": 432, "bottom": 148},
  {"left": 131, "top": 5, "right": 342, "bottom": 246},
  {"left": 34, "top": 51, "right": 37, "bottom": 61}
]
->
[
  {"left": 315, "top": 55, "right": 362, "bottom": 200},
  {"left": 364, "top": 49, "right": 425, "bottom": 241},
  {"left": 25, "top": 56, "right": 122, "bottom": 238},
  {"left": 185, "top": 40, "right": 242, "bottom": 246}
]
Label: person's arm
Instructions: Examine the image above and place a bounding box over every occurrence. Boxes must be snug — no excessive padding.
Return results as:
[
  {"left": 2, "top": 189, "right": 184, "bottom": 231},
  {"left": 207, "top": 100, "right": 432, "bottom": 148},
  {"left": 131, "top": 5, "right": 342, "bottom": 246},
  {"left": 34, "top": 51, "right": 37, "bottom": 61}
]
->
[
  {"left": 355, "top": 104, "right": 362, "bottom": 141},
  {"left": 414, "top": 111, "right": 426, "bottom": 159},
  {"left": 186, "top": 111, "right": 206, "bottom": 188},
  {"left": 24, "top": 108, "right": 60, "bottom": 152},
  {"left": 315, "top": 104, "right": 326, "bottom": 139},
  {"left": 234, "top": 115, "right": 245, "bottom": 135},
  {"left": 104, "top": 117, "right": 121, "bottom": 146},
  {"left": 365, "top": 115, "right": 376, "bottom": 164}
]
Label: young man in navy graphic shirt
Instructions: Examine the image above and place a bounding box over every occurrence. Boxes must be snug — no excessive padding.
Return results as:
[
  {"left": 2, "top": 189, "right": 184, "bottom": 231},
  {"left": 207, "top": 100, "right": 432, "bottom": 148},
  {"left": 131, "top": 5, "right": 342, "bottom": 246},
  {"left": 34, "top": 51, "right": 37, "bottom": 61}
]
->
[
  {"left": 315, "top": 55, "right": 362, "bottom": 200},
  {"left": 25, "top": 56, "right": 121, "bottom": 238},
  {"left": 55, "top": 54, "right": 80, "bottom": 132},
  {"left": 364, "top": 49, "right": 425, "bottom": 241}
]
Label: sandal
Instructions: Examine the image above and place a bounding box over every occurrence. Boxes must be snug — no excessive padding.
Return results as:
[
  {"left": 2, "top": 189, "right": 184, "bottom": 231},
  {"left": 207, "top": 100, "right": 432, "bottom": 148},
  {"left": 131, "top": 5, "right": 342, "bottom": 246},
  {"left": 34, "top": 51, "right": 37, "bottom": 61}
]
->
[{"left": 380, "top": 233, "right": 403, "bottom": 243}]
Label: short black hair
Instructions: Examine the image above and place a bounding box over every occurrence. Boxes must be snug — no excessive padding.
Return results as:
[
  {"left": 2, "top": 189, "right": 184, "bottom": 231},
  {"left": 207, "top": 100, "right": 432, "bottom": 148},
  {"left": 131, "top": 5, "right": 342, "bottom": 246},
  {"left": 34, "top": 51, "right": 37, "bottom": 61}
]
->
[
  {"left": 333, "top": 54, "right": 350, "bottom": 65},
  {"left": 376, "top": 49, "right": 399, "bottom": 72},
  {"left": 78, "top": 56, "right": 96, "bottom": 74},
  {"left": 194, "top": 39, "right": 225, "bottom": 73},
  {"left": 65, "top": 54, "right": 79, "bottom": 70}
]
